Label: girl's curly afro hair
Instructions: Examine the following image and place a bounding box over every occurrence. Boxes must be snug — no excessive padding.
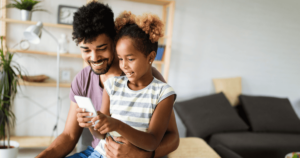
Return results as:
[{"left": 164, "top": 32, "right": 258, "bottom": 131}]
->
[
  {"left": 114, "top": 11, "right": 164, "bottom": 57},
  {"left": 72, "top": 1, "right": 116, "bottom": 45}
]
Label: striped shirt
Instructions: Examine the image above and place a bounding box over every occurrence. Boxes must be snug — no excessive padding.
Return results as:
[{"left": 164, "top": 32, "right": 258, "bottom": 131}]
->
[{"left": 95, "top": 76, "right": 176, "bottom": 157}]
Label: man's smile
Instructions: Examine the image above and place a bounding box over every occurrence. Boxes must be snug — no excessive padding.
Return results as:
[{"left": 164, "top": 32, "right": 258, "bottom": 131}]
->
[{"left": 92, "top": 61, "right": 104, "bottom": 67}]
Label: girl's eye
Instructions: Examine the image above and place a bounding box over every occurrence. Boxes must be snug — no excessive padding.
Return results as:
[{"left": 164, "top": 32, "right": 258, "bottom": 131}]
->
[{"left": 128, "top": 59, "right": 134, "bottom": 61}]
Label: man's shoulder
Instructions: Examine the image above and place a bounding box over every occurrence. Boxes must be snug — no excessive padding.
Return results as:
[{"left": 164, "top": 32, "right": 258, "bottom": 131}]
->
[
  {"left": 71, "top": 66, "right": 94, "bottom": 87},
  {"left": 74, "top": 66, "right": 92, "bottom": 80}
]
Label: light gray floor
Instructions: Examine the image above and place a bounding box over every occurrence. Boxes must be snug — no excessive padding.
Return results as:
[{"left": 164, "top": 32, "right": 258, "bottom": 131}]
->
[{"left": 18, "top": 148, "right": 76, "bottom": 158}]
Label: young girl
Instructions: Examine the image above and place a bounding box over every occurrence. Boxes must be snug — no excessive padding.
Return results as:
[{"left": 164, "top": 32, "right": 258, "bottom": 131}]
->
[{"left": 91, "top": 11, "right": 176, "bottom": 158}]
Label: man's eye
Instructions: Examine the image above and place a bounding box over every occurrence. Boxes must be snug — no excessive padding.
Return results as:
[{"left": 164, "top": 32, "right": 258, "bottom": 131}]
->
[
  {"left": 119, "top": 58, "right": 123, "bottom": 61},
  {"left": 97, "top": 47, "right": 107, "bottom": 51},
  {"left": 83, "top": 50, "right": 90, "bottom": 53},
  {"left": 128, "top": 59, "right": 134, "bottom": 61}
]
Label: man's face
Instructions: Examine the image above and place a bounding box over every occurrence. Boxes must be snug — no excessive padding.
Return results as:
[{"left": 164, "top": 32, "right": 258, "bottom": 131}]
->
[{"left": 79, "top": 34, "right": 114, "bottom": 75}]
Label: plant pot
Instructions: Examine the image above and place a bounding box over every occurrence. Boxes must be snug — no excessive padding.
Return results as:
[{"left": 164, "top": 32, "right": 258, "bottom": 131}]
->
[
  {"left": 20, "top": 10, "right": 32, "bottom": 21},
  {"left": 0, "top": 141, "right": 19, "bottom": 158}
]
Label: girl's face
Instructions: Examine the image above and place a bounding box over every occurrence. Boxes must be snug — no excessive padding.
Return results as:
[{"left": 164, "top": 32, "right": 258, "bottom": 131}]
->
[{"left": 116, "top": 37, "right": 154, "bottom": 83}]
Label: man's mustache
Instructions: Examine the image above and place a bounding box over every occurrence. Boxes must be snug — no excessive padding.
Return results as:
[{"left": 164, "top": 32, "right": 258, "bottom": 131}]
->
[{"left": 88, "top": 59, "right": 108, "bottom": 64}]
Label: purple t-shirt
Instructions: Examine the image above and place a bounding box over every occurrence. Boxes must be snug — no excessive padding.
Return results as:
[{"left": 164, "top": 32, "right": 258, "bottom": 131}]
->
[{"left": 69, "top": 66, "right": 103, "bottom": 148}]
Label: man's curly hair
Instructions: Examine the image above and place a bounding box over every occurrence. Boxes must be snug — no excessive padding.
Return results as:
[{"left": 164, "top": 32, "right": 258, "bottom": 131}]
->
[
  {"left": 72, "top": 1, "right": 116, "bottom": 45},
  {"left": 115, "top": 11, "right": 164, "bottom": 57}
]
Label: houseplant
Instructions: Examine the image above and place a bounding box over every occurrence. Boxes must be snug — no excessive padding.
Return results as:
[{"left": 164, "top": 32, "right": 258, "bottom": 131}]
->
[
  {"left": 4, "top": 0, "right": 48, "bottom": 21},
  {"left": 0, "top": 36, "right": 22, "bottom": 158}
]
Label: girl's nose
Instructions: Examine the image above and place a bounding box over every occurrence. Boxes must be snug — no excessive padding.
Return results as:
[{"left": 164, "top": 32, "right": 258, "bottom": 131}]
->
[{"left": 122, "top": 60, "right": 128, "bottom": 69}]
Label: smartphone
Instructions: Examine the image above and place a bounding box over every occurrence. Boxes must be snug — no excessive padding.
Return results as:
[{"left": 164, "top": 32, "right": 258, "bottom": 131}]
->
[{"left": 74, "top": 95, "right": 99, "bottom": 126}]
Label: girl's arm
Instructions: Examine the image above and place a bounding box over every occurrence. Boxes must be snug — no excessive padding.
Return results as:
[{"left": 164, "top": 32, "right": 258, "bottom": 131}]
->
[
  {"left": 93, "top": 89, "right": 175, "bottom": 151},
  {"left": 89, "top": 88, "right": 111, "bottom": 139}
]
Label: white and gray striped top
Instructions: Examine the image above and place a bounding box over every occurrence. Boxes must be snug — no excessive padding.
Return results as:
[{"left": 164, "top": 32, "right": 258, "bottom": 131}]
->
[{"left": 95, "top": 76, "right": 176, "bottom": 157}]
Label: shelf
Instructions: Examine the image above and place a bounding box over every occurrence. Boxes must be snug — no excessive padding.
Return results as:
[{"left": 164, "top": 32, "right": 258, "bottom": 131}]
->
[
  {"left": 153, "top": 60, "right": 164, "bottom": 65},
  {"left": 19, "top": 79, "right": 71, "bottom": 88},
  {"left": 126, "top": 0, "right": 171, "bottom": 5},
  {"left": 10, "top": 49, "right": 82, "bottom": 58},
  {"left": 0, "top": 18, "right": 72, "bottom": 29},
  {"left": 10, "top": 136, "right": 54, "bottom": 148}
]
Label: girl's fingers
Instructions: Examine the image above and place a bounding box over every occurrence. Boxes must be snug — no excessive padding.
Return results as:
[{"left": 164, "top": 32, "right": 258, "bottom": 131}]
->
[{"left": 98, "top": 125, "right": 109, "bottom": 134}]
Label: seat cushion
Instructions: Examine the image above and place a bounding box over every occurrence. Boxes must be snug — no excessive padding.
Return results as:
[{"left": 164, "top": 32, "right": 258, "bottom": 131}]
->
[
  {"left": 174, "top": 92, "right": 248, "bottom": 139},
  {"left": 213, "top": 144, "right": 243, "bottom": 158},
  {"left": 209, "top": 132, "right": 300, "bottom": 158},
  {"left": 239, "top": 95, "right": 300, "bottom": 133}
]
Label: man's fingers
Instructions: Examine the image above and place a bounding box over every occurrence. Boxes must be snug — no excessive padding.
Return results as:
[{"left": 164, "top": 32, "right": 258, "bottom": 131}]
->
[
  {"left": 113, "top": 136, "right": 128, "bottom": 144},
  {"left": 105, "top": 143, "right": 114, "bottom": 158},
  {"left": 106, "top": 136, "right": 121, "bottom": 151},
  {"left": 79, "top": 122, "right": 93, "bottom": 128},
  {"left": 77, "top": 117, "right": 92, "bottom": 123},
  {"left": 77, "top": 112, "right": 93, "bottom": 118},
  {"left": 76, "top": 108, "right": 85, "bottom": 112}
]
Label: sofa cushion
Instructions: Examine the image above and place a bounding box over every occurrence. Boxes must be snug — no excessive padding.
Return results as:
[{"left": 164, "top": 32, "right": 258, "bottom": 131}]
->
[
  {"left": 174, "top": 92, "right": 248, "bottom": 139},
  {"left": 213, "top": 144, "right": 243, "bottom": 158},
  {"left": 239, "top": 95, "right": 300, "bottom": 133},
  {"left": 209, "top": 132, "right": 300, "bottom": 158}
]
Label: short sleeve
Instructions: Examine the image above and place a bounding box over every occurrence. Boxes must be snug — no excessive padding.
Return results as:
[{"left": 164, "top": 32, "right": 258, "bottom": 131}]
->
[
  {"left": 158, "top": 84, "right": 177, "bottom": 104},
  {"left": 69, "top": 74, "right": 83, "bottom": 103},
  {"left": 104, "top": 77, "right": 115, "bottom": 96}
]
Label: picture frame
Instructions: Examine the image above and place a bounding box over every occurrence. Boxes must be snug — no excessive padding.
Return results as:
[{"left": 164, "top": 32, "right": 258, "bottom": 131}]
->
[{"left": 57, "top": 5, "right": 79, "bottom": 25}]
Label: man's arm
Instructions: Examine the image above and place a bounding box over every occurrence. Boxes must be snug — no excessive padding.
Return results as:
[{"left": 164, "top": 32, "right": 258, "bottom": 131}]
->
[
  {"left": 36, "top": 101, "right": 84, "bottom": 158},
  {"left": 153, "top": 110, "right": 180, "bottom": 157},
  {"left": 152, "top": 66, "right": 180, "bottom": 156},
  {"left": 105, "top": 110, "right": 179, "bottom": 158}
]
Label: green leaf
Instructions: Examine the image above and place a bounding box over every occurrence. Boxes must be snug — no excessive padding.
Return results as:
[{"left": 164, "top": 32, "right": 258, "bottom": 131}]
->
[{"left": 0, "top": 36, "right": 25, "bottom": 140}]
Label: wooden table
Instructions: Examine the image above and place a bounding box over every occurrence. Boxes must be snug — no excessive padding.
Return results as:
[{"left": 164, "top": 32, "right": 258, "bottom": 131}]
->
[{"left": 167, "top": 137, "right": 221, "bottom": 158}]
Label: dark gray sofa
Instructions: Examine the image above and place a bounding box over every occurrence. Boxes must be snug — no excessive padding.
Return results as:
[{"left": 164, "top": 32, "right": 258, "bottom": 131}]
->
[{"left": 174, "top": 93, "right": 300, "bottom": 158}]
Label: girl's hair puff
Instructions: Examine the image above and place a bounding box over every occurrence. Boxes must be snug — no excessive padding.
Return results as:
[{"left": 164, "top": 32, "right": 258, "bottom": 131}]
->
[
  {"left": 135, "top": 13, "right": 164, "bottom": 43},
  {"left": 114, "top": 11, "right": 164, "bottom": 57},
  {"left": 115, "top": 11, "right": 136, "bottom": 34}
]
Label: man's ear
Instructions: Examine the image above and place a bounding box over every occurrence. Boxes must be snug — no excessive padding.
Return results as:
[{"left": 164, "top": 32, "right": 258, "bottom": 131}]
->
[{"left": 149, "top": 51, "right": 156, "bottom": 64}]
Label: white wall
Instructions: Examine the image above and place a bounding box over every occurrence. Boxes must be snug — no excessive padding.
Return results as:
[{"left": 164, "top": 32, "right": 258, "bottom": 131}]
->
[
  {"left": 4, "top": 0, "right": 300, "bottom": 138},
  {"left": 169, "top": 0, "right": 300, "bottom": 137}
]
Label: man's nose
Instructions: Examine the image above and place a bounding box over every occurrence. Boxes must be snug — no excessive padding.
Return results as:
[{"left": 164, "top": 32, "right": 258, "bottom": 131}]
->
[{"left": 90, "top": 50, "right": 97, "bottom": 61}]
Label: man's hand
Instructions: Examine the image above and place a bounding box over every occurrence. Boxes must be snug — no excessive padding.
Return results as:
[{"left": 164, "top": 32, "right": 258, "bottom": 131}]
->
[
  {"left": 91, "top": 111, "right": 120, "bottom": 134},
  {"left": 105, "top": 136, "right": 153, "bottom": 158},
  {"left": 76, "top": 108, "right": 93, "bottom": 128}
]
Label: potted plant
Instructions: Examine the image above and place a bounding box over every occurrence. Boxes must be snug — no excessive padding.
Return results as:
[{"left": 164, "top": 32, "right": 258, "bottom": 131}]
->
[
  {"left": 4, "top": 0, "right": 48, "bottom": 21},
  {"left": 0, "top": 36, "right": 23, "bottom": 158}
]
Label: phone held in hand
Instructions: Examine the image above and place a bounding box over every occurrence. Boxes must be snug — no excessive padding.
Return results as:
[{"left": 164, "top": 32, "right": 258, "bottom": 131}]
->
[{"left": 74, "top": 95, "right": 99, "bottom": 126}]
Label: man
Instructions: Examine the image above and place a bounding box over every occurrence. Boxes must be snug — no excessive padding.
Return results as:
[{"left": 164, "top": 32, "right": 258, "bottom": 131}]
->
[{"left": 37, "top": 2, "right": 179, "bottom": 158}]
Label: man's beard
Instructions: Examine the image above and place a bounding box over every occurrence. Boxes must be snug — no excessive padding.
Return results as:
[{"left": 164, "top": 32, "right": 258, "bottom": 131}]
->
[{"left": 90, "top": 56, "right": 114, "bottom": 75}]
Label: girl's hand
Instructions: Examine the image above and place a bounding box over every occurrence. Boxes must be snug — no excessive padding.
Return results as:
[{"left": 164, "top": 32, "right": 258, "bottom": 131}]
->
[
  {"left": 76, "top": 108, "right": 93, "bottom": 128},
  {"left": 91, "top": 111, "right": 120, "bottom": 134}
]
